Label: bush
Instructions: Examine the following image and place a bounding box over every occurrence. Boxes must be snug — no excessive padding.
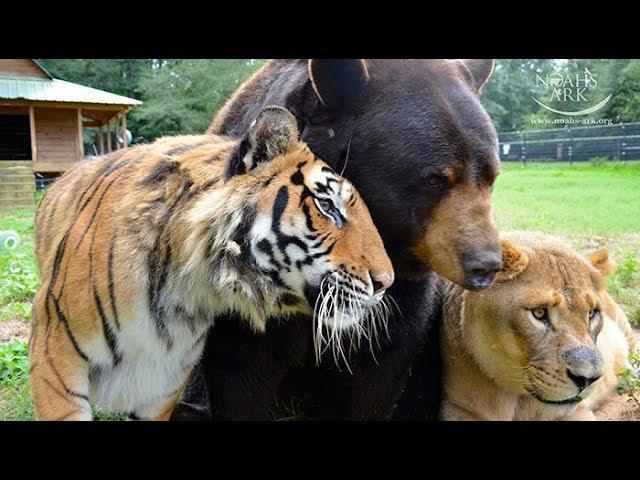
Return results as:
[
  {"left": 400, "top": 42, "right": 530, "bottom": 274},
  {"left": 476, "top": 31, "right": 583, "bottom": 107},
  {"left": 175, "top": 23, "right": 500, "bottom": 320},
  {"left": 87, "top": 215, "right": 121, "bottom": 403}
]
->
[
  {"left": 0, "top": 251, "right": 38, "bottom": 302},
  {"left": 0, "top": 340, "right": 29, "bottom": 388},
  {"left": 618, "top": 350, "right": 640, "bottom": 408}
]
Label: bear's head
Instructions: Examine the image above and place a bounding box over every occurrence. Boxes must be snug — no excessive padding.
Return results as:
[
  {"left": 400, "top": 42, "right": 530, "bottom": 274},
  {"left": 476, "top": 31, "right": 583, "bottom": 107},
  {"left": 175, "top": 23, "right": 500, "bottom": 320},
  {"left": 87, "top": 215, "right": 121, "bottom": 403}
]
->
[
  {"left": 295, "top": 60, "right": 503, "bottom": 290},
  {"left": 214, "top": 60, "right": 503, "bottom": 291}
]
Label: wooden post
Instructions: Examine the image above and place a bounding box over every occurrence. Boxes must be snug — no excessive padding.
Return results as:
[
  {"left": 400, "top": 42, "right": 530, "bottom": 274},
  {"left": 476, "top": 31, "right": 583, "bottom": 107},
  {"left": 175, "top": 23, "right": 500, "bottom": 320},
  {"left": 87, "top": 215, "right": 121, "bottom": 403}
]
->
[
  {"left": 121, "top": 110, "right": 127, "bottom": 148},
  {"left": 107, "top": 121, "right": 112, "bottom": 152},
  {"left": 28, "top": 106, "right": 37, "bottom": 162},
  {"left": 99, "top": 125, "right": 104, "bottom": 155},
  {"left": 77, "top": 108, "right": 84, "bottom": 160},
  {"left": 115, "top": 113, "right": 121, "bottom": 150}
]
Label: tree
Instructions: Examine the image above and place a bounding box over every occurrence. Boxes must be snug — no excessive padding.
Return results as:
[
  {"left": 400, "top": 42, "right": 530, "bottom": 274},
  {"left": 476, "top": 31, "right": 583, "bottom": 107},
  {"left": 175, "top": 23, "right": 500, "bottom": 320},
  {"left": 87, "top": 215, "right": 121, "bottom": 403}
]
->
[
  {"left": 37, "top": 59, "right": 265, "bottom": 144},
  {"left": 481, "top": 59, "right": 558, "bottom": 132},
  {"left": 132, "top": 59, "right": 264, "bottom": 142}
]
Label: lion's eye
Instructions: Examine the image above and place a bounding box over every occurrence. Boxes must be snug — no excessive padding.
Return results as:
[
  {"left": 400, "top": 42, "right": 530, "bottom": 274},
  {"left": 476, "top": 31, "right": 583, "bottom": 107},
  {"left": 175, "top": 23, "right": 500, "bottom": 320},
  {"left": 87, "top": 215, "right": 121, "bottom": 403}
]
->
[
  {"left": 589, "top": 307, "right": 600, "bottom": 322},
  {"left": 531, "top": 307, "right": 549, "bottom": 322}
]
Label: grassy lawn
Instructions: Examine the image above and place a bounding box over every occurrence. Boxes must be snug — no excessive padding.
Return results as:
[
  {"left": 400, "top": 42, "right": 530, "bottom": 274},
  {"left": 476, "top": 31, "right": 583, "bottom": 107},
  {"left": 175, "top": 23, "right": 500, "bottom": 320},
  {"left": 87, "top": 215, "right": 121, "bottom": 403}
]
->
[
  {"left": 493, "top": 161, "right": 640, "bottom": 326},
  {"left": 0, "top": 161, "right": 638, "bottom": 420}
]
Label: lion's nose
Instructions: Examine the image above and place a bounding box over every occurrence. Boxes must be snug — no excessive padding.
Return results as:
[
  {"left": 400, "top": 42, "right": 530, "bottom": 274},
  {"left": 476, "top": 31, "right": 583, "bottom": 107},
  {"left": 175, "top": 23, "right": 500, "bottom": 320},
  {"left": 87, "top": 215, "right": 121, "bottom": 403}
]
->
[
  {"left": 371, "top": 271, "right": 394, "bottom": 295},
  {"left": 566, "top": 369, "right": 602, "bottom": 391},
  {"left": 564, "top": 346, "right": 604, "bottom": 390}
]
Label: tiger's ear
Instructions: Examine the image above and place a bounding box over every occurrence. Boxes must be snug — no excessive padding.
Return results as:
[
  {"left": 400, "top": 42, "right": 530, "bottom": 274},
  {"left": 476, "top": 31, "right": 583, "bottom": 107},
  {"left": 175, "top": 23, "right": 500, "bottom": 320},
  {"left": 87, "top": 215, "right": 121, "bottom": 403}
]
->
[
  {"left": 495, "top": 239, "right": 529, "bottom": 283},
  {"left": 587, "top": 249, "right": 615, "bottom": 277},
  {"left": 225, "top": 106, "right": 298, "bottom": 179}
]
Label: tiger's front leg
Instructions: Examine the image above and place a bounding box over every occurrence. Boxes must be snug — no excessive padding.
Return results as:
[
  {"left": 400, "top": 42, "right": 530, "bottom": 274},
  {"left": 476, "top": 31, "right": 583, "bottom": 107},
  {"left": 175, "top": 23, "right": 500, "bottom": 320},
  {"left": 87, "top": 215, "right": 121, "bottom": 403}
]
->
[
  {"left": 127, "top": 371, "right": 193, "bottom": 421},
  {"left": 29, "top": 289, "right": 92, "bottom": 421}
]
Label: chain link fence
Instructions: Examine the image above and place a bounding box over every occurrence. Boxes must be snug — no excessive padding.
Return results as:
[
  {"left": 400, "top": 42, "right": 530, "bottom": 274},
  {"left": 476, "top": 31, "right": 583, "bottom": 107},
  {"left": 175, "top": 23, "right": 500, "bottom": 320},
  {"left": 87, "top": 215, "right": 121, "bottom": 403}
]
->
[{"left": 499, "top": 122, "right": 640, "bottom": 163}]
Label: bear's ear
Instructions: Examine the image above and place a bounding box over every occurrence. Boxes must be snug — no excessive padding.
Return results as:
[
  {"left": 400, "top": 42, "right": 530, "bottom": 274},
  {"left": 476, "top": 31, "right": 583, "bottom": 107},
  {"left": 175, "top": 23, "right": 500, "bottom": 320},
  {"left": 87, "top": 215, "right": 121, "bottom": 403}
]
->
[
  {"left": 458, "top": 59, "right": 495, "bottom": 92},
  {"left": 587, "top": 249, "right": 615, "bottom": 277},
  {"left": 495, "top": 239, "right": 529, "bottom": 283},
  {"left": 308, "top": 59, "right": 370, "bottom": 111},
  {"left": 225, "top": 106, "right": 298, "bottom": 179}
]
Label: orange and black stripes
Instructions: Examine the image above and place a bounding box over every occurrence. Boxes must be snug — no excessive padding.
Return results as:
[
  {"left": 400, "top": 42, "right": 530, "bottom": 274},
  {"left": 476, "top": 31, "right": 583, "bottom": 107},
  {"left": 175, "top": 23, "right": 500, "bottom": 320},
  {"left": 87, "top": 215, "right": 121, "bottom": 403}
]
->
[{"left": 30, "top": 115, "right": 394, "bottom": 420}]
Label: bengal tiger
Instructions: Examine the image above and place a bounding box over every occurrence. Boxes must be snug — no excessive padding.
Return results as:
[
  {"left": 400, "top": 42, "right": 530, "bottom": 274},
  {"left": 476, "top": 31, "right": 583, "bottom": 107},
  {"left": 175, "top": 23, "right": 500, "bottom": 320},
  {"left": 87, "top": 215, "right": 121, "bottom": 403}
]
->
[{"left": 29, "top": 107, "right": 394, "bottom": 421}]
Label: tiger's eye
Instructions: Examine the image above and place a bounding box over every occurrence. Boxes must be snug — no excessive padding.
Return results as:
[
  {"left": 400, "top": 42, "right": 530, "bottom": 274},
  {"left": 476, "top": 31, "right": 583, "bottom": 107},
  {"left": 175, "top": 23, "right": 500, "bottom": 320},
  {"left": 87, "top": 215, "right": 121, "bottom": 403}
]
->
[
  {"left": 531, "top": 307, "right": 548, "bottom": 320},
  {"left": 318, "top": 199, "right": 333, "bottom": 212}
]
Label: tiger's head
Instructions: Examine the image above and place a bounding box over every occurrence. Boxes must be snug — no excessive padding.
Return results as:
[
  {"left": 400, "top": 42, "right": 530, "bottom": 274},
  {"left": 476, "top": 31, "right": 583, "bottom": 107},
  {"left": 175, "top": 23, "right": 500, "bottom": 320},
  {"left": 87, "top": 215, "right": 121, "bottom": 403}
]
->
[{"left": 188, "top": 107, "right": 394, "bottom": 356}]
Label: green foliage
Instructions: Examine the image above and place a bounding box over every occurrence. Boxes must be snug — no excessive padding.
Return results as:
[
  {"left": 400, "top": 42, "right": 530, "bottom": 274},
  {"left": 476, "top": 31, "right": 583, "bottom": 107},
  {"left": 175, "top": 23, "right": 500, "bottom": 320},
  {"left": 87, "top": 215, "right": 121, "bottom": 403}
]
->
[
  {"left": 618, "top": 350, "right": 640, "bottom": 408},
  {"left": 35, "top": 58, "right": 640, "bottom": 140},
  {"left": 480, "top": 59, "right": 558, "bottom": 132},
  {"left": 133, "top": 59, "right": 265, "bottom": 142},
  {"left": 613, "top": 253, "right": 638, "bottom": 287},
  {"left": 608, "top": 252, "right": 640, "bottom": 327},
  {"left": 0, "top": 340, "right": 29, "bottom": 388},
  {"left": 0, "top": 251, "right": 39, "bottom": 304},
  {"left": 481, "top": 59, "right": 640, "bottom": 132},
  {"left": 0, "top": 207, "right": 38, "bottom": 323},
  {"left": 38, "top": 59, "right": 265, "bottom": 145}
]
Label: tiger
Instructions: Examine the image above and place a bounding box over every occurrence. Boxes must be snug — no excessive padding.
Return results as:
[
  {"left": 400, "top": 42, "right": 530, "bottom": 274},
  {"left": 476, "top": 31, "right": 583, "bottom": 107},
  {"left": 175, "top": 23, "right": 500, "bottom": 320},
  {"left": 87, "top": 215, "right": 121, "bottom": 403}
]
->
[{"left": 29, "top": 106, "right": 394, "bottom": 421}]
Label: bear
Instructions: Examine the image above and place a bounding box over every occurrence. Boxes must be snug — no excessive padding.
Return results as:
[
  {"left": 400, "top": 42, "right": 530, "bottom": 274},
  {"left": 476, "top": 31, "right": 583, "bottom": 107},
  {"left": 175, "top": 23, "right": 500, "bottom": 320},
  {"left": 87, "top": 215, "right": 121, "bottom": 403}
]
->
[{"left": 173, "top": 59, "right": 502, "bottom": 420}]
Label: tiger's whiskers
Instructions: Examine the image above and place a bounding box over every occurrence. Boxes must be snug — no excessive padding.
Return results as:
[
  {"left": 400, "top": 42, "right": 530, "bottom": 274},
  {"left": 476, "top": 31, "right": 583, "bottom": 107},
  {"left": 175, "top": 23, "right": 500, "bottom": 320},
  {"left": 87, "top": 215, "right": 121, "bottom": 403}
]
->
[{"left": 312, "top": 272, "right": 391, "bottom": 373}]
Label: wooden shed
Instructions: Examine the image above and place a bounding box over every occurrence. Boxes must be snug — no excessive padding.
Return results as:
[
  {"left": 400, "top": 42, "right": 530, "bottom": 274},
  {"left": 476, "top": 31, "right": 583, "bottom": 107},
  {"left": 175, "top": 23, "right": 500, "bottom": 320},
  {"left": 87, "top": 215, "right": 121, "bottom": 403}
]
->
[{"left": 0, "top": 59, "right": 141, "bottom": 209}]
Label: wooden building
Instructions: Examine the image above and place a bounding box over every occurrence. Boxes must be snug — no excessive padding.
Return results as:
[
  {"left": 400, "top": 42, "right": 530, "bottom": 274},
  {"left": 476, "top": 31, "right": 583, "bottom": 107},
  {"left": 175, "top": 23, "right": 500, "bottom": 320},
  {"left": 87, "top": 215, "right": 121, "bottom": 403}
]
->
[{"left": 0, "top": 59, "right": 141, "bottom": 209}]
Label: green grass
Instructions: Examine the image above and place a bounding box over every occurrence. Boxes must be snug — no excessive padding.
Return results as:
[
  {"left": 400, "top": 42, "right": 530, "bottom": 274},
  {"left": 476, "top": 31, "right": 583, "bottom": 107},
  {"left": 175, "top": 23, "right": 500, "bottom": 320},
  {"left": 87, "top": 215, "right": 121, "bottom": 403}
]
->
[
  {"left": 0, "top": 205, "right": 38, "bottom": 325},
  {"left": 0, "top": 161, "right": 638, "bottom": 420},
  {"left": 493, "top": 161, "right": 640, "bottom": 234},
  {"left": 494, "top": 161, "right": 640, "bottom": 327},
  {"left": 0, "top": 339, "right": 29, "bottom": 387},
  {"left": 0, "top": 340, "right": 33, "bottom": 420}
]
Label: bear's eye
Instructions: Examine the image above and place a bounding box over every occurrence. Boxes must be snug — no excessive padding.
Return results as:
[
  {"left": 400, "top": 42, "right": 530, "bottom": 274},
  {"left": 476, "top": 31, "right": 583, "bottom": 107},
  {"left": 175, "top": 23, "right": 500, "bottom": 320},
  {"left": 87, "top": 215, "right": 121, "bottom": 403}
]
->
[
  {"left": 530, "top": 307, "right": 549, "bottom": 322},
  {"left": 589, "top": 307, "right": 600, "bottom": 322},
  {"left": 425, "top": 174, "right": 444, "bottom": 187}
]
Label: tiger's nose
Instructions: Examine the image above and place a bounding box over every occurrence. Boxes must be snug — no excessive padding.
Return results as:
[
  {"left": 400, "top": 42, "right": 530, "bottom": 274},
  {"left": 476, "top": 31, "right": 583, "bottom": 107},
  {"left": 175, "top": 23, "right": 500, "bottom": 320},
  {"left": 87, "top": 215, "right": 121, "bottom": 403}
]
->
[{"left": 371, "top": 271, "right": 394, "bottom": 295}]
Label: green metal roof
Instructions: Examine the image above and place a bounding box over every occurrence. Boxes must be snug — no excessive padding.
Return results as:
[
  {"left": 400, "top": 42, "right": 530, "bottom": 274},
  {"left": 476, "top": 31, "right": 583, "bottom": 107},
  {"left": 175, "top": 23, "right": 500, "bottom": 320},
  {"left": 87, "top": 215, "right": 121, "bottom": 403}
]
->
[{"left": 0, "top": 75, "right": 142, "bottom": 106}]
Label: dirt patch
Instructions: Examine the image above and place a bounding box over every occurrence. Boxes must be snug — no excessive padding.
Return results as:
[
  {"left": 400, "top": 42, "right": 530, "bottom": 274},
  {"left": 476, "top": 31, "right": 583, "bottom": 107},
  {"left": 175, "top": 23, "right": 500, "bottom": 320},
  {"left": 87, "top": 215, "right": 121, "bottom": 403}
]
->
[
  {"left": 594, "top": 327, "right": 640, "bottom": 421},
  {"left": 0, "top": 321, "right": 30, "bottom": 343},
  {"left": 594, "top": 394, "right": 640, "bottom": 421}
]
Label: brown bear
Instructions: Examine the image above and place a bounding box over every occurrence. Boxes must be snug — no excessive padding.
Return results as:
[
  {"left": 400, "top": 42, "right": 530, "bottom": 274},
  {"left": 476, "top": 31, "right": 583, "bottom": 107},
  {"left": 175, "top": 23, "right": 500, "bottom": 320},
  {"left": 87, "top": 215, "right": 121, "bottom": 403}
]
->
[{"left": 174, "top": 59, "right": 502, "bottom": 420}]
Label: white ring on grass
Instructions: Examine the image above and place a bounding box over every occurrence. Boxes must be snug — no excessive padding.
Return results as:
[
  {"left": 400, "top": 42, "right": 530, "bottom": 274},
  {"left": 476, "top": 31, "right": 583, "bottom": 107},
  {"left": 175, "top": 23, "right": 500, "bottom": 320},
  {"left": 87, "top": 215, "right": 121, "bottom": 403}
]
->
[{"left": 0, "top": 231, "right": 21, "bottom": 249}]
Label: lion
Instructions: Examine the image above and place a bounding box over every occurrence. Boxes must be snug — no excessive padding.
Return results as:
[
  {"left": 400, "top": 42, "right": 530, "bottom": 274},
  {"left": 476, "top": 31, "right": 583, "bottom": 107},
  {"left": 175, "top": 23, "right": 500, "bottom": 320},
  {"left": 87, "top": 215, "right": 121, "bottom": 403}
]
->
[{"left": 440, "top": 231, "right": 637, "bottom": 421}]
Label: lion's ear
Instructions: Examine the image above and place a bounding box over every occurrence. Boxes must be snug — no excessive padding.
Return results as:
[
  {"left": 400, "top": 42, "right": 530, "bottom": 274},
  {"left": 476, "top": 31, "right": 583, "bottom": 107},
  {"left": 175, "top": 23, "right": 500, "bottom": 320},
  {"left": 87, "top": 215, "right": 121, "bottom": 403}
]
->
[
  {"left": 495, "top": 239, "right": 529, "bottom": 283},
  {"left": 587, "top": 249, "right": 615, "bottom": 277}
]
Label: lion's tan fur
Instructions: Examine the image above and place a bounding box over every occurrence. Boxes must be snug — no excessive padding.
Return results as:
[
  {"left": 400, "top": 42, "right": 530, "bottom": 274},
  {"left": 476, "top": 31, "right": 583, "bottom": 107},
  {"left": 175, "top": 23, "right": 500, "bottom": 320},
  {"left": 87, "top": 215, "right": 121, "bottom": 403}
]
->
[{"left": 440, "top": 231, "right": 636, "bottom": 421}]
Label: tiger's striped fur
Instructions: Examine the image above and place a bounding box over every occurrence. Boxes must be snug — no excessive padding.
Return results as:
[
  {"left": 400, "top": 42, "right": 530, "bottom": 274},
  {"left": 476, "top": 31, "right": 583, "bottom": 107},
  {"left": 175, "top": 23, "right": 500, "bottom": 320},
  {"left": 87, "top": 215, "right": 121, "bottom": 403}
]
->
[{"left": 29, "top": 107, "right": 393, "bottom": 420}]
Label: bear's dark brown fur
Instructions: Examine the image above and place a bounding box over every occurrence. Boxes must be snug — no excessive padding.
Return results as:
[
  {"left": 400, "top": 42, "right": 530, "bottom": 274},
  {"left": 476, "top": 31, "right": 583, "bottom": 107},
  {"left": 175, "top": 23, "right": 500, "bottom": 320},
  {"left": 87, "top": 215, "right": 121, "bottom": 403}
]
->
[{"left": 173, "top": 59, "right": 501, "bottom": 420}]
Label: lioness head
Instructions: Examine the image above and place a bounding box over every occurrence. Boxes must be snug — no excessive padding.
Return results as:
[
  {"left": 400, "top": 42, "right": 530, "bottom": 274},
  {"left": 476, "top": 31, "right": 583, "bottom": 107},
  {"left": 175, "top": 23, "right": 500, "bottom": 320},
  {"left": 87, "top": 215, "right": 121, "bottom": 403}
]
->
[{"left": 460, "top": 232, "right": 614, "bottom": 407}]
